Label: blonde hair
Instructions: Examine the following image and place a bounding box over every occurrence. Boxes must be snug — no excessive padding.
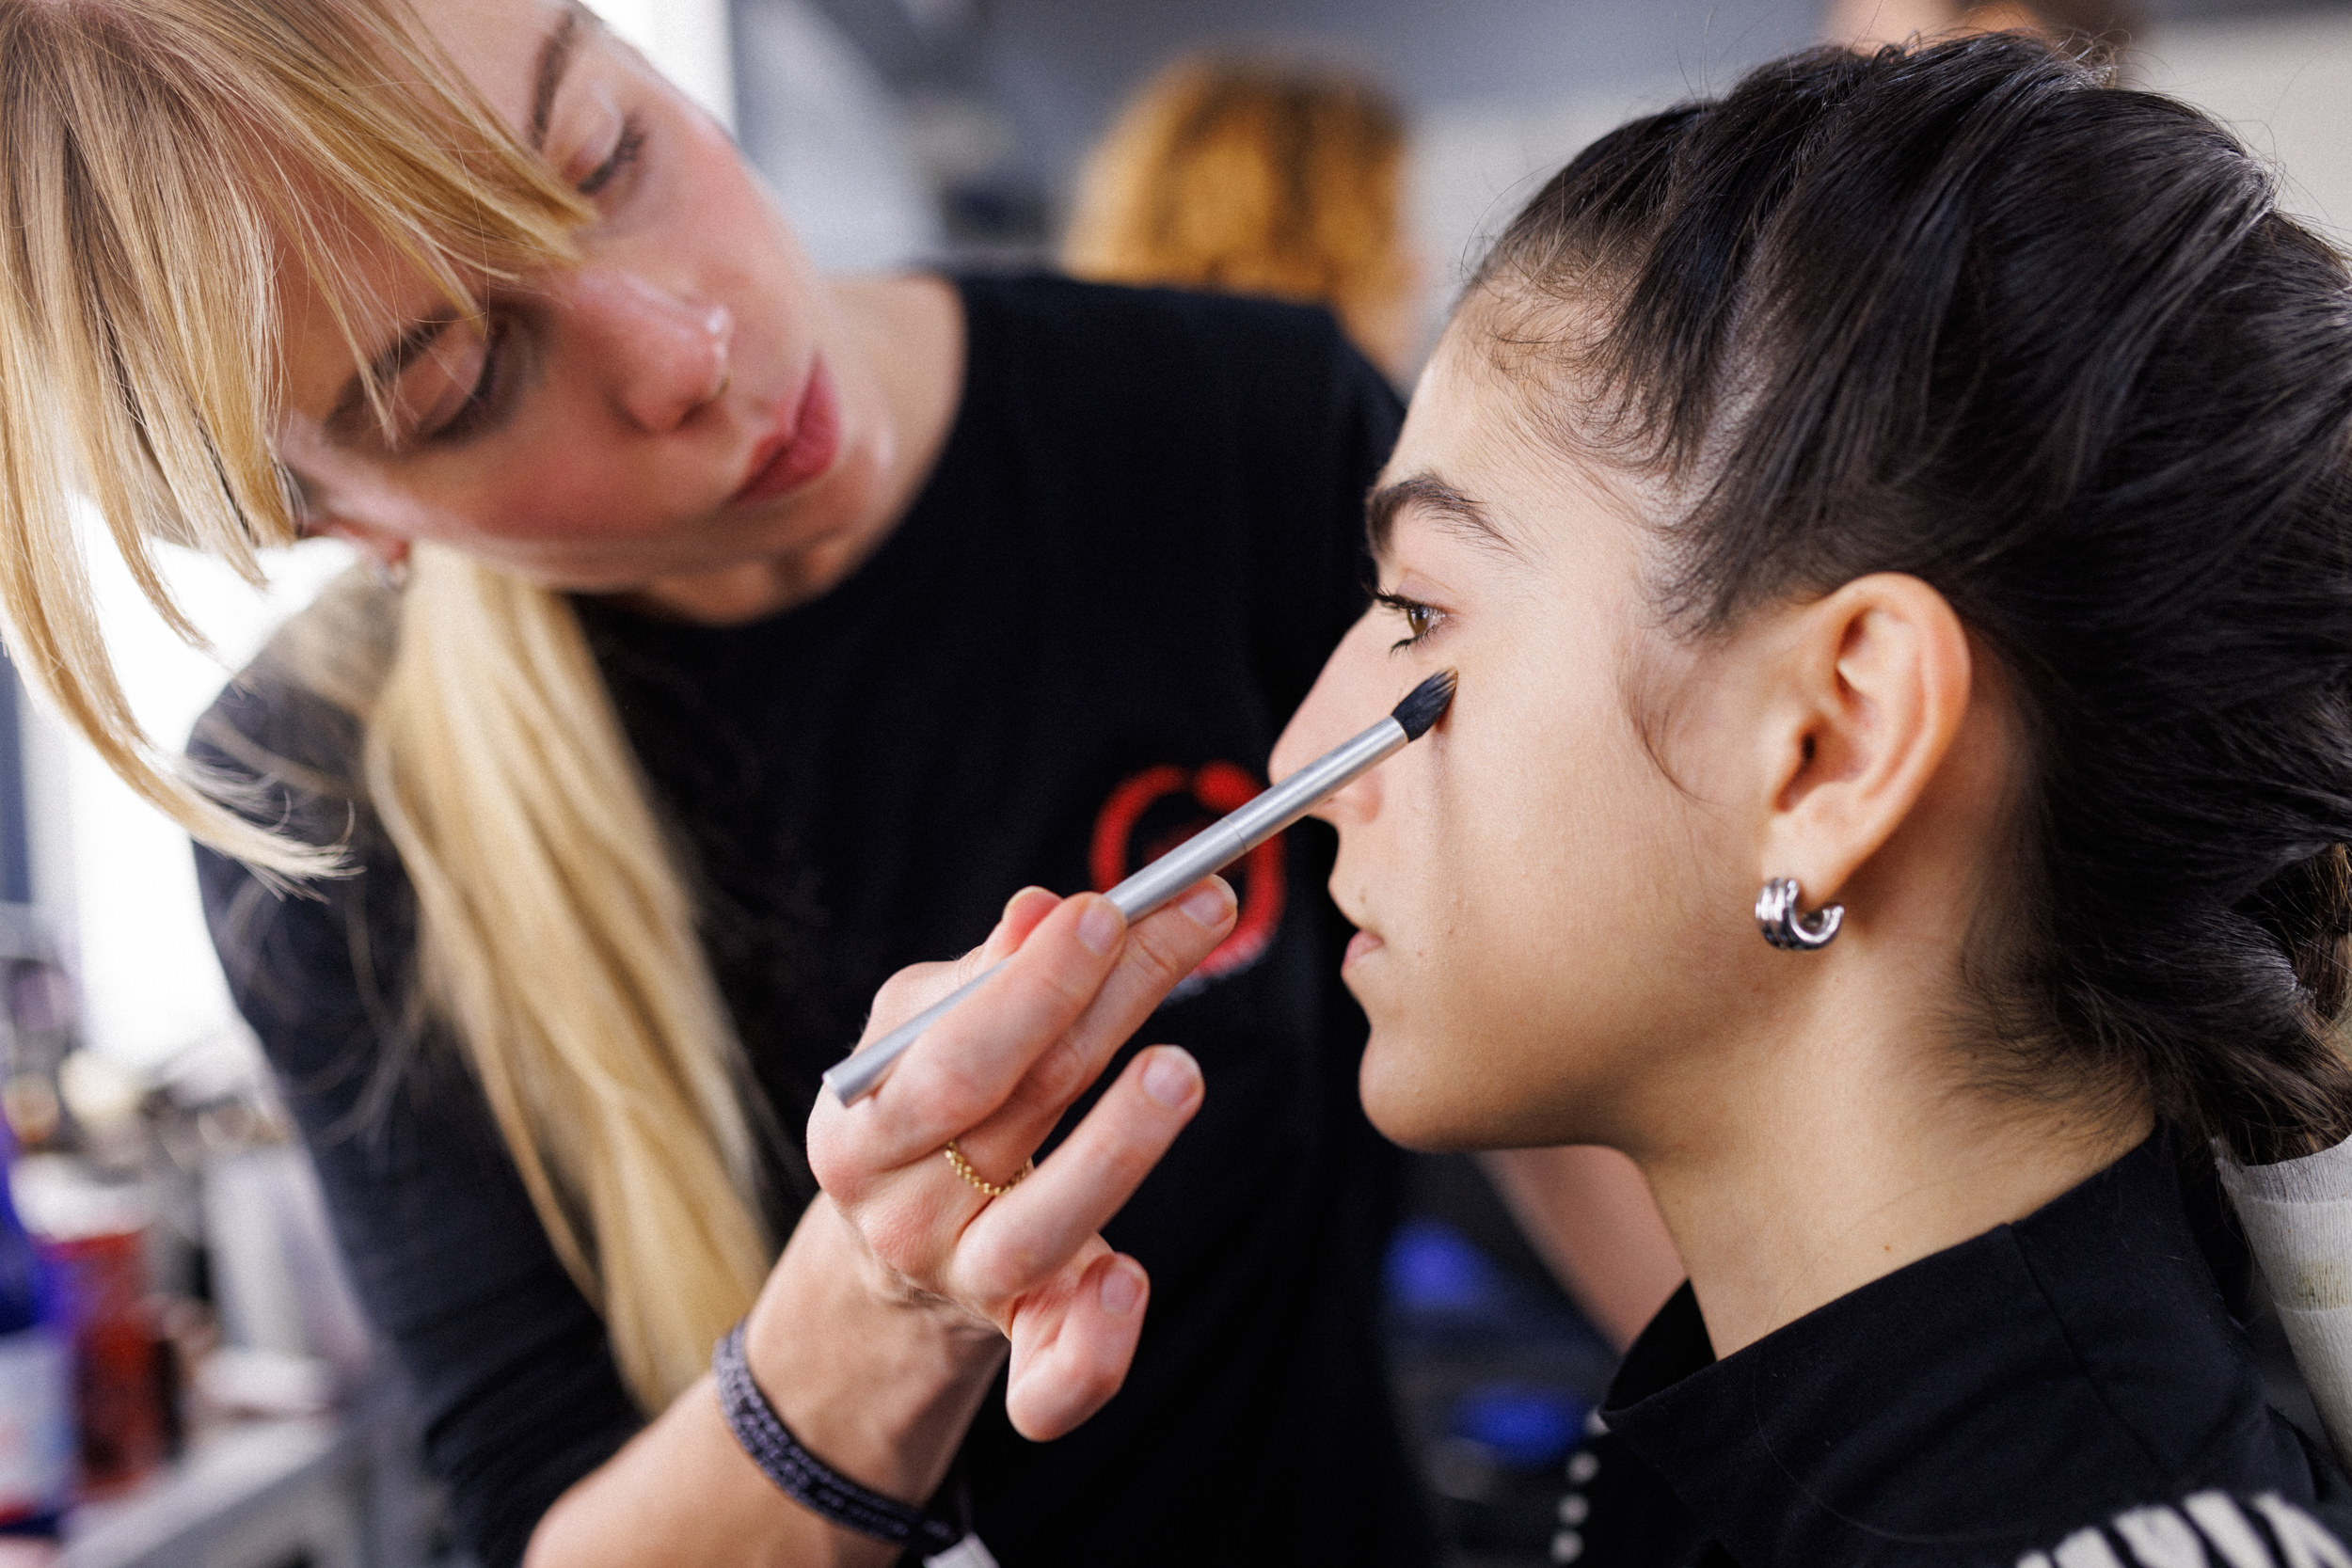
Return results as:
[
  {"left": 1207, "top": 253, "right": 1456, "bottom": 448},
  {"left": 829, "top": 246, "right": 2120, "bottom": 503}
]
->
[
  {"left": 0, "top": 0, "right": 767, "bottom": 1409},
  {"left": 1063, "top": 55, "right": 1410, "bottom": 367}
]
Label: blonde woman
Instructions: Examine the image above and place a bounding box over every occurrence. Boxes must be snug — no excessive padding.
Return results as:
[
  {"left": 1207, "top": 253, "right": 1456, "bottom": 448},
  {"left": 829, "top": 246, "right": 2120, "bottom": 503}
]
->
[
  {"left": 0, "top": 1, "right": 1437, "bottom": 1563},
  {"left": 1062, "top": 55, "right": 1424, "bottom": 384}
]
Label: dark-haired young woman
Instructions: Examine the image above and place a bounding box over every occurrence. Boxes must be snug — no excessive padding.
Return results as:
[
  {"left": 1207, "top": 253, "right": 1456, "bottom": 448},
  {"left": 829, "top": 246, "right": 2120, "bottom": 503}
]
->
[{"left": 1271, "top": 33, "right": 2352, "bottom": 1567}]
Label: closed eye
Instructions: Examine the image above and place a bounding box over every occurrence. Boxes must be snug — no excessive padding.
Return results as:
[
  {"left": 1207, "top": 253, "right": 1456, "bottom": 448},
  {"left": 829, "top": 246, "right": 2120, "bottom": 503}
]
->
[
  {"left": 417, "top": 317, "right": 514, "bottom": 447},
  {"left": 579, "top": 121, "right": 645, "bottom": 198}
]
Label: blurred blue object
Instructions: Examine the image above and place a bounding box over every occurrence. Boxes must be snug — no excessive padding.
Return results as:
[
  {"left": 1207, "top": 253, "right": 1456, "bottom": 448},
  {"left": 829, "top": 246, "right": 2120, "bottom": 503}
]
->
[
  {"left": 1449, "top": 1383, "right": 1589, "bottom": 1471},
  {"left": 1385, "top": 1218, "right": 1506, "bottom": 1316}
]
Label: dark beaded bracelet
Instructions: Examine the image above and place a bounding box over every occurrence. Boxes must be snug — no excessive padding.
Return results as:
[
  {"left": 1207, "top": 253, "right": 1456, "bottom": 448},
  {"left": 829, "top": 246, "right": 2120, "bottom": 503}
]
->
[{"left": 712, "top": 1321, "right": 978, "bottom": 1562}]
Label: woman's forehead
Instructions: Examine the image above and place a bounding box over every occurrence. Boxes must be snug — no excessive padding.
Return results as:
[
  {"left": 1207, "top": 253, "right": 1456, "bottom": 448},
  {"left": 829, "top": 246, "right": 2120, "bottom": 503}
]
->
[{"left": 407, "top": 0, "right": 580, "bottom": 134}]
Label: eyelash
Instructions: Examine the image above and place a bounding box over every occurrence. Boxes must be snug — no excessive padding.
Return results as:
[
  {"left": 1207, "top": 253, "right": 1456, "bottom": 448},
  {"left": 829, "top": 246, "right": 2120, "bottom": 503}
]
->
[
  {"left": 578, "top": 121, "right": 646, "bottom": 198},
  {"left": 430, "top": 317, "right": 512, "bottom": 446},
  {"left": 1373, "top": 589, "right": 1445, "bottom": 652}
]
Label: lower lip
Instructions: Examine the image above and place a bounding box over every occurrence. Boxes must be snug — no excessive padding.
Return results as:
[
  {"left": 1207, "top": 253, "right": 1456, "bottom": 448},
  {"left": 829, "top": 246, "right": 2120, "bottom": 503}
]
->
[
  {"left": 732, "top": 362, "right": 841, "bottom": 506},
  {"left": 1343, "top": 929, "right": 1384, "bottom": 971}
]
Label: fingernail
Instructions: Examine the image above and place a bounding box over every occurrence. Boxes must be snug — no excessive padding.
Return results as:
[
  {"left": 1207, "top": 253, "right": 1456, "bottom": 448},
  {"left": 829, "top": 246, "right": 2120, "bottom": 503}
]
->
[
  {"left": 1178, "top": 880, "right": 1234, "bottom": 929},
  {"left": 1142, "top": 1048, "right": 1197, "bottom": 1108},
  {"left": 1077, "top": 897, "right": 1123, "bottom": 955},
  {"left": 1099, "top": 1261, "right": 1142, "bottom": 1316},
  {"left": 1004, "top": 886, "right": 1048, "bottom": 919}
]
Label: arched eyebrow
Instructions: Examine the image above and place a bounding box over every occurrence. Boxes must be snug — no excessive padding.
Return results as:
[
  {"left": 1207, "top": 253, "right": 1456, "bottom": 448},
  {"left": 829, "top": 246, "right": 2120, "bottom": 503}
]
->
[
  {"left": 532, "top": 5, "right": 590, "bottom": 152},
  {"left": 1366, "top": 472, "right": 1527, "bottom": 562}
]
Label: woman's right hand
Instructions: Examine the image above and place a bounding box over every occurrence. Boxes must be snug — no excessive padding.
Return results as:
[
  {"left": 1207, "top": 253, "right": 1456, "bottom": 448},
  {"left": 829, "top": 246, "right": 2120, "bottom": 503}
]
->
[{"left": 798, "top": 879, "right": 1236, "bottom": 1440}]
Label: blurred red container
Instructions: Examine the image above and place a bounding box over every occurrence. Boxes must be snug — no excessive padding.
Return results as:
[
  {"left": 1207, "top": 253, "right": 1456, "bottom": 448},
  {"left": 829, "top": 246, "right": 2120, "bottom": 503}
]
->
[{"left": 36, "top": 1230, "right": 162, "bottom": 1497}]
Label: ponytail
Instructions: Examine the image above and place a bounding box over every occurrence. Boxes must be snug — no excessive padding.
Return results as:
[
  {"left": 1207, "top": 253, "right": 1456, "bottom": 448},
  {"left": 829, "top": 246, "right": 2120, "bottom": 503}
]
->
[{"left": 363, "top": 553, "right": 767, "bottom": 1408}]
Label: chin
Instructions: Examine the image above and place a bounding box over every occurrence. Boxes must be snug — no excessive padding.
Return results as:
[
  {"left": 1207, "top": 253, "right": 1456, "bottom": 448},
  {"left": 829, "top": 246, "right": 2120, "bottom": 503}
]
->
[{"left": 1357, "top": 1026, "right": 1517, "bottom": 1152}]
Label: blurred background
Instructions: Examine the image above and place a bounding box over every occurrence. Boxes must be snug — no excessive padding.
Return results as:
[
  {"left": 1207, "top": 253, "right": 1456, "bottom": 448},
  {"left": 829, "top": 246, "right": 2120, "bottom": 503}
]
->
[{"left": 3, "top": 1, "right": 2347, "bottom": 1564}]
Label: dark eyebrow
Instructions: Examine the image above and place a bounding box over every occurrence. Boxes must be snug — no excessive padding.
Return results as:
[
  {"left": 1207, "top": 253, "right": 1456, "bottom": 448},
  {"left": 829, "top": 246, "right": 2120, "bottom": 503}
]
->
[
  {"left": 1366, "top": 472, "right": 1526, "bottom": 562},
  {"left": 532, "top": 7, "right": 586, "bottom": 153}
]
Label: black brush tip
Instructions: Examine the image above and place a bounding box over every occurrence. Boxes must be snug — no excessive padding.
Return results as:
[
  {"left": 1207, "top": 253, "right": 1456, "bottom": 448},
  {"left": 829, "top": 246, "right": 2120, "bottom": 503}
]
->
[{"left": 1391, "top": 669, "right": 1457, "bottom": 741}]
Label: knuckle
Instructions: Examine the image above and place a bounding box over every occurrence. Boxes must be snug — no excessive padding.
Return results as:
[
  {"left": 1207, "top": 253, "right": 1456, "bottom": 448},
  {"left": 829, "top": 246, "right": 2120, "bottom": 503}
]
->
[
  {"left": 1032, "top": 954, "right": 1102, "bottom": 1015},
  {"left": 860, "top": 1206, "right": 936, "bottom": 1282},
  {"left": 1027, "top": 1032, "right": 1096, "bottom": 1106},
  {"left": 868, "top": 965, "right": 939, "bottom": 1028},
  {"left": 1122, "top": 921, "right": 1203, "bottom": 990},
  {"left": 958, "top": 1231, "right": 1045, "bottom": 1306},
  {"left": 803, "top": 1115, "right": 866, "bottom": 1197}
]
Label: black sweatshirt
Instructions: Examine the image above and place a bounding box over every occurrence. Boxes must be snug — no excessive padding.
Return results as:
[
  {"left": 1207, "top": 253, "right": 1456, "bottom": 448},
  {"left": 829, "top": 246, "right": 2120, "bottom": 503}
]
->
[
  {"left": 1558, "top": 1137, "right": 2352, "bottom": 1567},
  {"left": 194, "top": 276, "right": 1436, "bottom": 1568}
]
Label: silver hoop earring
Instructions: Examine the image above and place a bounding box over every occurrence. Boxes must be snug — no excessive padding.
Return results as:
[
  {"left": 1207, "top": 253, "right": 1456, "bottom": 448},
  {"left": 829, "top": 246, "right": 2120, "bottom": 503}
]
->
[
  {"left": 372, "top": 556, "right": 410, "bottom": 593},
  {"left": 1756, "top": 877, "right": 1843, "bottom": 951}
]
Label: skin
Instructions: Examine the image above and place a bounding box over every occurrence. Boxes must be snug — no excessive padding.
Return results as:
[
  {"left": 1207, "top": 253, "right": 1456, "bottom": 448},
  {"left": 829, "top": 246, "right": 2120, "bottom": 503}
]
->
[
  {"left": 1269, "top": 320, "right": 2152, "bottom": 1358},
  {"left": 279, "top": 0, "right": 952, "bottom": 624},
  {"left": 1825, "top": 0, "right": 2051, "bottom": 51},
  {"left": 272, "top": 4, "right": 1241, "bottom": 1563},
  {"left": 1479, "top": 1146, "right": 1680, "bottom": 1349}
]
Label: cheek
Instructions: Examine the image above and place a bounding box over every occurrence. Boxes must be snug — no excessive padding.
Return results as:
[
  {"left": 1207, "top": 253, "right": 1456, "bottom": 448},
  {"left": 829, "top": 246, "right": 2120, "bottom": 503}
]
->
[{"left": 1353, "top": 643, "right": 1730, "bottom": 1148}]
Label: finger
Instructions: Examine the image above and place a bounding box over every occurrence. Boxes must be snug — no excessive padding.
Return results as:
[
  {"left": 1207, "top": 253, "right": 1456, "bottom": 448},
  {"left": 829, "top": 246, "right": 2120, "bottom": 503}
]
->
[
  {"left": 1004, "top": 1252, "right": 1151, "bottom": 1442},
  {"left": 953, "top": 879, "right": 1232, "bottom": 1174},
  {"left": 859, "top": 886, "right": 1066, "bottom": 1035},
  {"left": 953, "top": 1046, "right": 1203, "bottom": 1304},
  {"left": 859, "top": 894, "right": 1133, "bottom": 1161},
  {"left": 971, "top": 885, "right": 1061, "bottom": 974}
]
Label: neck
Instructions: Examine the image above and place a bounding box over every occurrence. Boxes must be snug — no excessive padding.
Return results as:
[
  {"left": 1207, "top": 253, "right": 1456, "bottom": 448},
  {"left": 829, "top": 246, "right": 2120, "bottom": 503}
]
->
[
  {"left": 1632, "top": 964, "right": 2151, "bottom": 1359},
  {"left": 627, "top": 275, "right": 962, "bottom": 625}
]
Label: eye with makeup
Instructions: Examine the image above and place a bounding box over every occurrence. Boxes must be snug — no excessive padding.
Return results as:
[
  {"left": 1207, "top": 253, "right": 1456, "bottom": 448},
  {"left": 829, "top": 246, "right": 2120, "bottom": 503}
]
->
[
  {"left": 578, "top": 119, "right": 645, "bottom": 199},
  {"left": 1373, "top": 588, "right": 1448, "bottom": 652},
  {"left": 395, "top": 316, "right": 514, "bottom": 449}
]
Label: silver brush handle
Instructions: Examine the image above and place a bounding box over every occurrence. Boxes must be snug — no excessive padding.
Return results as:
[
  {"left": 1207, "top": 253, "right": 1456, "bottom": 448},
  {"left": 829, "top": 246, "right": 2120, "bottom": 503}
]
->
[{"left": 820, "top": 716, "right": 1406, "bottom": 1105}]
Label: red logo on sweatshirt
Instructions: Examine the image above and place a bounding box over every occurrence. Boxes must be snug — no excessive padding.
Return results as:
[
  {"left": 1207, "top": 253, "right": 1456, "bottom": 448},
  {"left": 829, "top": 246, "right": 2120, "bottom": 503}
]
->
[{"left": 1089, "top": 762, "right": 1286, "bottom": 988}]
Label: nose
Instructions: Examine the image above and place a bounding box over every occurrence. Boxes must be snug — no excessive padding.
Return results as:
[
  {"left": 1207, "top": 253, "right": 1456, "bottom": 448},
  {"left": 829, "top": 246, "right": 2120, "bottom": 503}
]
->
[
  {"left": 561, "top": 265, "right": 734, "bottom": 434},
  {"left": 1270, "top": 610, "right": 1392, "bottom": 826}
]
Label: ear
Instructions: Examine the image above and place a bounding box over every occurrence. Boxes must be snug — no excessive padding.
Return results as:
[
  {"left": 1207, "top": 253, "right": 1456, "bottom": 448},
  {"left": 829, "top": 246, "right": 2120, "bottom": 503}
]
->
[
  {"left": 301, "top": 511, "right": 411, "bottom": 574},
  {"left": 1756, "top": 573, "right": 1972, "bottom": 910}
]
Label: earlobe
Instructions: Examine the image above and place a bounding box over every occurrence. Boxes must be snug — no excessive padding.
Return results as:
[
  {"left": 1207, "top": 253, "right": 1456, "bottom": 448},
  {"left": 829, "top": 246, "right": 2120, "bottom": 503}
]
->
[
  {"left": 302, "top": 512, "right": 411, "bottom": 574},
  {"left": 1757, "top": 573, "right": 1973, "bottom": 912}
]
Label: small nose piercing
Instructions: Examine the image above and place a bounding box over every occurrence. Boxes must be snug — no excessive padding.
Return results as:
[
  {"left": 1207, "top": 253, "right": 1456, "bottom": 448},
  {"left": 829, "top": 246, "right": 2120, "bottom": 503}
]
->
[{"left": 701, "top": 305, "right": 733, "bottom": 404}]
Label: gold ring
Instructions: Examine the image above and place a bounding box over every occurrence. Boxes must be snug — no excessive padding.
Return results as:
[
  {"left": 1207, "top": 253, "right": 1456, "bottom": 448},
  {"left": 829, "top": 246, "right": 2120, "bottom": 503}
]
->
[{"left": 944, "top": 1139, "right": 1034, "bottom": 1198}]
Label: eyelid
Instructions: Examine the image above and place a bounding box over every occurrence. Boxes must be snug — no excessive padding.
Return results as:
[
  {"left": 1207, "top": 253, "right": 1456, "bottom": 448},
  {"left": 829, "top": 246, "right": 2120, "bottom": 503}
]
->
[
  {"left": 577, "top": 118, "right": 645, "bottom": 198},
  {"left": 1372, "top": 587, "right": 1449, "bottom": 652},
  {"left": 423, "top": 318, "right": 513, "bottom": 447}
]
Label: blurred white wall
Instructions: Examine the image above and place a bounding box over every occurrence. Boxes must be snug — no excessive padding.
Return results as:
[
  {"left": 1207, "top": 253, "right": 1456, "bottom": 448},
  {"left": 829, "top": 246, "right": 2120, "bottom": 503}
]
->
[
  {"left": 23, "top": 536, "right": 356, "bottom": 1069},
  {"left": 593, "top": 0, "right": 737, "bottom": 129},
  {"left": 734, "top": 0, "right": 943, "bottom": 272},
  {"left": 1409, "top": 9, "right": 2352, "bottom": 341},
  {"left": 2136, "top": 10, "right": 2352, "bottom": 247},
  {"left": 35, "top": 5, "right": 736, "bottom": 1070}
]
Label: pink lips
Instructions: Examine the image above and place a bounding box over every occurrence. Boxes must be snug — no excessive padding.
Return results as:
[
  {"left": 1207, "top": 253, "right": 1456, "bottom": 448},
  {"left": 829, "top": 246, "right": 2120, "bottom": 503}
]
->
[
  {"left": 731, "top": 361, "right": 841, "bottom": 506},
  {"left": 1343, "top": 928, "right": 1385, "bottom": 970}
]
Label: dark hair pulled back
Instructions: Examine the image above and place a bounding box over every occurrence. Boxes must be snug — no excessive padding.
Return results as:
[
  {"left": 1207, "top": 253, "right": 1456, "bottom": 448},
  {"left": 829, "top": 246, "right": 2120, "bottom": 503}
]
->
[{"left": 1472, "top": 36, "right": 2352, "bottom": 1163}]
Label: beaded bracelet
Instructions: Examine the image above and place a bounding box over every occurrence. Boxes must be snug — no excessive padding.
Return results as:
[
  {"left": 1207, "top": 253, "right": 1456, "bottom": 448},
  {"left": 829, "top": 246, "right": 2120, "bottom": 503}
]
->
[{"left": 713, "top": 1322, "right": 990, "bottom": 1564}]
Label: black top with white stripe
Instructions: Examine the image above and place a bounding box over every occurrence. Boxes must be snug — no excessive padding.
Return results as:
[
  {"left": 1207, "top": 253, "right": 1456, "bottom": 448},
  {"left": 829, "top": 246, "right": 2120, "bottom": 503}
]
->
[{"left": 1552, "top": 1138, "right": 2352, "bottom": 1567}]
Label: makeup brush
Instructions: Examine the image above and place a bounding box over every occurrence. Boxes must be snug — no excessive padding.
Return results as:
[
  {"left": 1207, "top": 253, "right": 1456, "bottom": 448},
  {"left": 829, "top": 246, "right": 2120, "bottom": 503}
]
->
[{"left": 822, "top": 669, "right": 1457, "bottom": 1105}]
